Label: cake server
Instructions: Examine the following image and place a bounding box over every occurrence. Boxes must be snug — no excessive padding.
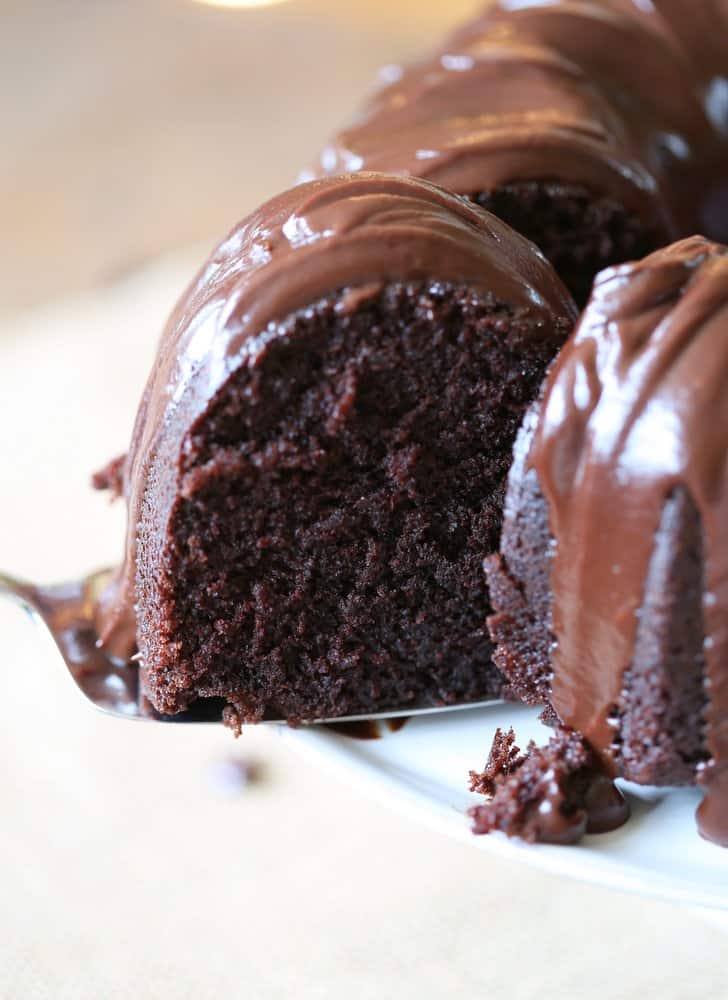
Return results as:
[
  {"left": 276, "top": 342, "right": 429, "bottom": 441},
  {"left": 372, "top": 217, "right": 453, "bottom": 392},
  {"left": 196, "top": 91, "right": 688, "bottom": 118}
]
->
[{"left": 0, "top": 568, "right": 500, "bottom": 726}]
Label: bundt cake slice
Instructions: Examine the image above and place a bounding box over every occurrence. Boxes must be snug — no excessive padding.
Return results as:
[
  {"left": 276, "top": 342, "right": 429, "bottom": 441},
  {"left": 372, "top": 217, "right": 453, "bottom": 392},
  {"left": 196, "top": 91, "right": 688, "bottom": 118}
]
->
[
  {"left": 310, "top": 0, "right": 727, "bottom": 305},
  {"left": 95, "top": 173, "right": 576, "bottom": 726},
  {"left": 485, "top": 237, "right": 728, "bottom": 845}
]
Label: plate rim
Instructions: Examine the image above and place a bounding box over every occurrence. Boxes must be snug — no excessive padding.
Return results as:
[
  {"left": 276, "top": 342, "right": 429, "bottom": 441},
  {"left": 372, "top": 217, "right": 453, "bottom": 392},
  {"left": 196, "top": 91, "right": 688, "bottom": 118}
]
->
[{"left": 276, "top": 707, "right": 728, "bottom": 913}]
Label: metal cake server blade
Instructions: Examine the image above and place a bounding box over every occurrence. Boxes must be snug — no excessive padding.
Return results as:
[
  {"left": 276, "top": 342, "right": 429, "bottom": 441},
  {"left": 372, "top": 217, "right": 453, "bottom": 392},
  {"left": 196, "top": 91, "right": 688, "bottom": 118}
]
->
[{"left": 0, "top": 569, "right": 501, "bottom": 727}]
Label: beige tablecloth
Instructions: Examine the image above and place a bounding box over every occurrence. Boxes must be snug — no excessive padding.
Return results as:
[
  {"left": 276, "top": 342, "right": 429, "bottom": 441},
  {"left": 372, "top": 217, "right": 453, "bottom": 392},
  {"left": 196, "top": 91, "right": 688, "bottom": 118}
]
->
[{"left": 1, "top": 255, "right": 725, "bottom": 1000}]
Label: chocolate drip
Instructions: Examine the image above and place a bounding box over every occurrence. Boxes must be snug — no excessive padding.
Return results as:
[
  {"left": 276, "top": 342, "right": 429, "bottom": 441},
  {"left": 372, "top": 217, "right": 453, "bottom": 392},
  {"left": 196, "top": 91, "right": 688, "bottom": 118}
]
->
[
  {"left": 530, "top": 237, "right": 728, "bottom": 845},
  {"left": 326, "top": 717, "right": 409, "bottom": 740},
  {"left": 11, "top": 572, "right": 254, "bottom": 725},
  {"left": 17, "top": 572, "right": 141, "bottom": 716}
]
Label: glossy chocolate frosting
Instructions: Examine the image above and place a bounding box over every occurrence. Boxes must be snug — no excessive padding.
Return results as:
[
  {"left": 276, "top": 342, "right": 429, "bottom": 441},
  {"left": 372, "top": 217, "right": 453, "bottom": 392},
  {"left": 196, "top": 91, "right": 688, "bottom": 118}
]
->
[
  {"left": 311, "top": 0, "right": 727, "bottom": 241},
  {"left": 97, "top": 172, "right": 576, "bottom": 661},
  {"left": 530, "top": 236, "right": 728, "bottom": 845}
]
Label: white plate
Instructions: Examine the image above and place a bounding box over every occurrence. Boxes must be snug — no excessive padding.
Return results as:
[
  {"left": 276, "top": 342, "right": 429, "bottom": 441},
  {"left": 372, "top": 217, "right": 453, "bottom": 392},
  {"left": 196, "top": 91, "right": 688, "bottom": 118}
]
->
[{"left": 280, "top": 703, "right": 728, "bottom": 911}]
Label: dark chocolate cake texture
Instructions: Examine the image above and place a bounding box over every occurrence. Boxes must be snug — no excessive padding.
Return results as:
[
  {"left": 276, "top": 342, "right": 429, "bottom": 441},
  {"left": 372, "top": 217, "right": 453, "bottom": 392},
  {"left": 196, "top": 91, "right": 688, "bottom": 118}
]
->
[
  {"left": 309, "top": 0, "right": 728, "bottom": 306},
  {"left": 95, "top": 173, "right": 576, "bottom": 726},
  {"left": 486, "top": 237, "right": 728, "bottom": 846},
  {"left": 468, "top": 727, "right": 630, "bottom": 845}
]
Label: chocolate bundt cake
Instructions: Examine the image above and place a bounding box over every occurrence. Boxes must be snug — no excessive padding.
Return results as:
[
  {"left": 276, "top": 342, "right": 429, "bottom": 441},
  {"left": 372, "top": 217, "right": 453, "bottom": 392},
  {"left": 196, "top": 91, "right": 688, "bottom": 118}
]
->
[
  {"left": 485, "top": 237, "right": 728, "bottom": 846},
  {"left": 310, "top": 0, "right": 728, "bottom": 305},
  {"left": 95, "top": 173, "right": 576, "bottom": 725}
]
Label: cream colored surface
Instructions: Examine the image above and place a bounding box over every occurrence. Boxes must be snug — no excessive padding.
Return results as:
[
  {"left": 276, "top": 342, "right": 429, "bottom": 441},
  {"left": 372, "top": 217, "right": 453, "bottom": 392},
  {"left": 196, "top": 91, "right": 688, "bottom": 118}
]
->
[
  {"left": 1, "top": 248, "right": 727, "bottom": 1000},
  {"left": 0, "top": 0, "right": 475, "bottom": 316},
  {"left": 2, "top": 0, "right": 727, "bottom": 995}
]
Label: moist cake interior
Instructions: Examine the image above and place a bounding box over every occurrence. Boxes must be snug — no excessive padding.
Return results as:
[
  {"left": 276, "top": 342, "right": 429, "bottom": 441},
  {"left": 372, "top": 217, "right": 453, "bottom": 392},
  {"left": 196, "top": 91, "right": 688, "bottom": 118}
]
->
[
  {"left": 473, "top": 182, "right": 656, "bottom": 308},
  {"left": 139, "top": 281, "right": 568, "bottom": 722}
]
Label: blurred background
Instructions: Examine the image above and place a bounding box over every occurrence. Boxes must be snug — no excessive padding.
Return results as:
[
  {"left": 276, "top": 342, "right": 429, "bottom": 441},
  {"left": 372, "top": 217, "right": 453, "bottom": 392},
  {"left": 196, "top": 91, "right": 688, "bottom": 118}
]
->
[
  {"left": 2, "top": 0, "right": 476, "bottom": 317},
  {"left": 2, "top": 3, "right": 727, "bottom": 998}
]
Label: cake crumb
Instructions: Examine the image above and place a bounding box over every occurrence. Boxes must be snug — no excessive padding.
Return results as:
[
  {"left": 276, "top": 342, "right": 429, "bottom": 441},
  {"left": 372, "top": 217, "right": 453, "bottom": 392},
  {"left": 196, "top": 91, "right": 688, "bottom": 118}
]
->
[
  {"left": 92, "top": 454, "right": 126, "bottom": 499},
  {"left": 468, "top": 727, "right": 532, "bottom": 796},
  {"left": 468, "top": 727, "right": 630, "bottom": 845},
  {"left": 222, "top": 705, "right": 244, "bottom": 737}
]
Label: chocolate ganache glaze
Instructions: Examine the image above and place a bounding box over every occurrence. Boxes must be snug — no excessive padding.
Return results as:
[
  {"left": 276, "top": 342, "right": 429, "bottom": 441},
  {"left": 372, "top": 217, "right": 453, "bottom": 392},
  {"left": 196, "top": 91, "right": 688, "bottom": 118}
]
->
[
  {"left": 445, "top": 1, "right": 728, "bottom": 239},
  {"left": 96, "top": 172, "right": 575, "bottom": 685},
  {"left": 312, "top": 1, "right": 727, "bottom": 245},
  {"left": 529, "top": 237, "right": 728, "bottom": 845}
]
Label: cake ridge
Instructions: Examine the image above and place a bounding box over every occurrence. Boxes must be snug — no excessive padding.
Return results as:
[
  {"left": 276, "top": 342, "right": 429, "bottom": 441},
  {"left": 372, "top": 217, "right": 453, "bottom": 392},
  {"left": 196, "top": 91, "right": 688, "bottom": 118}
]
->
[
  {"left": 487, "top": 236, "right": 728, "bottom": 845},
  {"left": 95, "top": 172, "right": 576, "bottom": 725}
]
